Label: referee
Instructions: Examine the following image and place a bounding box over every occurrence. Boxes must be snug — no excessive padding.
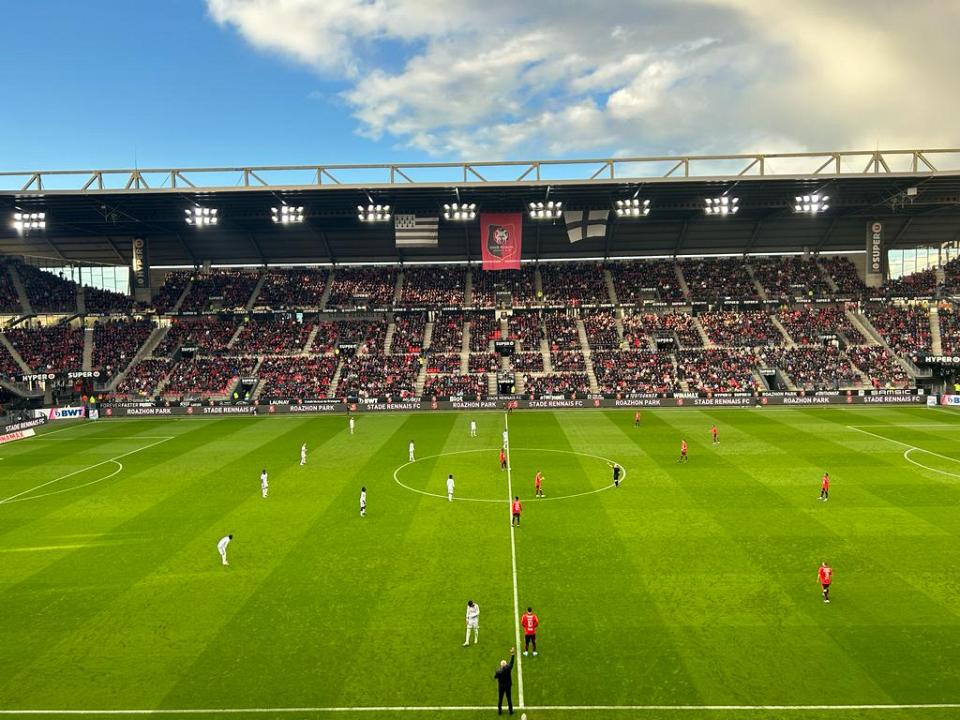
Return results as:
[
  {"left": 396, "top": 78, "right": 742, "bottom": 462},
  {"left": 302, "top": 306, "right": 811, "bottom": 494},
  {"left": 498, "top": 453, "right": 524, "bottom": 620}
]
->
[{"left": 493, "top": 647, "right": 516, "bottom": 715}]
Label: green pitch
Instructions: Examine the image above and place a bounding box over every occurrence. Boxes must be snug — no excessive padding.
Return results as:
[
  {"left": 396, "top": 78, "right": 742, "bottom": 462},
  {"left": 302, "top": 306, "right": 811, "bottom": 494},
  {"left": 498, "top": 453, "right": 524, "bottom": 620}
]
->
[{"left": 1, "top": 407, "right": 960, "bottom": 720}]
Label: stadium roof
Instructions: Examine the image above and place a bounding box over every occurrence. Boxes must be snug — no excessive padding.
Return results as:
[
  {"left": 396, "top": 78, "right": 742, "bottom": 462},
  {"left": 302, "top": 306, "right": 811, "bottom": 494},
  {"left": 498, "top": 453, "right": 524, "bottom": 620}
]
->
[{"left": 1, "top": 148, "right": 959, "bottom": 266}]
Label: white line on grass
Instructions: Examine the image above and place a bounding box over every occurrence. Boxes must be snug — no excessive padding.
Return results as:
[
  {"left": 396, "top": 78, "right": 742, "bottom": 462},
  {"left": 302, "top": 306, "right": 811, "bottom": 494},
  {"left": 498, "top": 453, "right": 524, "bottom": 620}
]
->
[
  {"left": 847, "top": 425, "right": 960, "bottom": 481},
  {"left": 2, "top": 703, "right": 960, "bottom": 714},
  {"left": 503, "top": 412, "right": 524, "bottom": 710},
  {"left": 0, "top": 437, "right": 173, "bottom": 505}
]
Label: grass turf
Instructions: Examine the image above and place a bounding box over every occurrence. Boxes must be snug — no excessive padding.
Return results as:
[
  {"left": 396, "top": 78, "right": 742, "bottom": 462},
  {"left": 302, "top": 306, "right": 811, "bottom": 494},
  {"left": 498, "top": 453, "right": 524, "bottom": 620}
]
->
[{"left": 1, "top": 407, "right": 960, "bottom": 720}]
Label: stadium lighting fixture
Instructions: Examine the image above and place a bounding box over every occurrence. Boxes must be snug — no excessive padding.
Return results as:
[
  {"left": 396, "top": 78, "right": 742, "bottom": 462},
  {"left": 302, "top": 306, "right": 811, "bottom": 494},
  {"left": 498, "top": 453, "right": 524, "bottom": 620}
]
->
[
  {"left": 615, "top": 198, "right": 650, "bottom": 217},
  {"left": 357, "top": 204, "right": 391, "bottom": 223},
  {"left": 185, "top": 207, "right": 218, "bottom": 226},
  {"left": 12, "top": 211, "right": 46, "bottom": 233},
  {"left": 704, "top": 197, "right": 739, "bottom": 215},
  {"left": 272, "top": 205, "right": 305, "bottom": 224},
  {"left": 443, "top": 202, "right": 476, "bottom": 221},
  {"left": 528, "top": 201, "right": 563, "bottom": 220},
  {"left": 794, "top": 194, "right": 829, "bottom": 214}
]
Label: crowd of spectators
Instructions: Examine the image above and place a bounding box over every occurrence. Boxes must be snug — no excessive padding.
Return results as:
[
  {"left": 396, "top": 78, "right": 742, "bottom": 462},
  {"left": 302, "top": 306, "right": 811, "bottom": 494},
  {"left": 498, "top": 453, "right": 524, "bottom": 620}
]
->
[
  {"left": 550, "top": 350, "right": 586, "bottom": 372},
  {"left": 425, "top": 354, "right": 462, "bottom": 374},
  {"left": 582, "top": 310, "right": 619, "bottom": 350},
  {"left": 469, "top": 312, "right": 500, "bottom": 351},
  {"left": 522, "top": 373, "right": 590, "bottom": 397},
  {"left": 93, "top": 318, "right": 154, "bottom": 375},
  {"left": 592, "top": 350, "right": 678, "bottom": 394},
  {"left": 153, "top": 271, "right": 192, "bottom": 313},
  {"left": 609, "top": 260, "right": 685, "bottom": 304},
  {"left": 334, "top": 320, "right": 388, "bottom": 355},
  {"left": 6, "top": 324, "right": 84, "bottom": 372},
  {"left": 18, "top": 264, "right": 78, "bottom": 313},
  {"left": 777, "top": 306, "right": 864, "bottom": 345},
  {"left": 400, "top": 267, "right": 464, "bottom": 307},
  {"left": 337, "top": 353, "right": 418, "bottom": 400},
  {"left": 114, "top": 358, "right": 171, "bottom": 397},
  {"left": 310, "top": 322, "right": 339, "bottom": 354},
  {"left": 256, "top": 269, "right": 327, "bottom": 309},
  {"left": 865, "top": 304, "right": 931, "bottom": 359},
  {"left": 539, "top": 263, "right": 609, "bottom": 306},
  {"left": 391, "top": 314, "right": 426, "bottom": 354},
  {"left": 0, "top": 343, "right": 22, "bottom": 376},
  {"left": 157, "top": 317, "right": 240, "bottom": 356},
  {"left": 882, "top": 269, "right": 940, "bottom": 298},
  {"left": 257, "top": 356, "right": 338, "bottom": 400},
  {"left": 821, "top": 257, "right": 867, "bottom": 296},
  {"left": 0, "top": 261, "right": 22, "bottom": 313},
  {"left": 162, "top": 357, "right": 257, "bottom": 398},
  {"left": 757, "top": 346, "right": 861, "bottom": 390},
  {"left": 681, "top": 259, "right": 758, "bottom": 302},
  {"left": 471, "top": 268, "right": 537, "bottom": 308},
  {"left": 675, "top": 349, "right": 757, "bottom": 393},
  {"left": 429, "top": 312, "right": 464, "bottom": 353},
  {"left": 232, "top": 318, "right": 313, "bottom": 355},
  {"left": 543, "top": 311, "right": 581, "bottom": 350},
  {"left": 424, "top": 374, "right": 486, "bottom": 399},
  {"left": 85, "top": 286, "right": 134, "bottom": 314},
  {"left": 180, "top": 270, "right": 260, "bottom": 312},
  {"left": 327, "top": 267, "right": 398, "bottom": 308},
  {"left": 938, "top": 304, "right": 960, "bottom": 355},
  {"left": 943, "top": 257, "right": 960, "bottom": 294},
  {"left": 470, "top": 353, "right": 499, "bottom": 373},
  {"left": 700, "top": 311, "right": 784, "bottom": 347},
  {"left": 510, "top": 351, "right": 544, "bottom": 372},
  {"left": 508, "top": 313, "right": 542, "bottom": 350},
  {"left": 751, "top": 257, "right": 831, "bottom": 300},
  {"left": 847, "top": 346, "right": 910, "bottom": 388}
]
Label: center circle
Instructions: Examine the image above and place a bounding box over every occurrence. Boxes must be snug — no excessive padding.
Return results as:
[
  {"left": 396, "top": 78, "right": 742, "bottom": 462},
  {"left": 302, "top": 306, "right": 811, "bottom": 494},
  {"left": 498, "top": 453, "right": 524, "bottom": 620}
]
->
[{"left": 392, "top": 447, "right": 627, "bottom": 503}]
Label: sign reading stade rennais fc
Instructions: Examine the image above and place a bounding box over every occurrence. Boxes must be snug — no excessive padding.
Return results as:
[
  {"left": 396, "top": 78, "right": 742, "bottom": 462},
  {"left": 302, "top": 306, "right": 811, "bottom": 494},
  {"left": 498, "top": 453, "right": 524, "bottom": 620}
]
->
[{"left": 480, "top": 213, "right": 522, "bottom": 271}]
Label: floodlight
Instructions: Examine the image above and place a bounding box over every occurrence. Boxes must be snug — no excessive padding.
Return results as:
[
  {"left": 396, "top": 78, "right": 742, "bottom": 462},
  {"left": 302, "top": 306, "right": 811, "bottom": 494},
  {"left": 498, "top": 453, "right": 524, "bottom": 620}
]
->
[
  {"left": 12, "top": 210, "right": 46, "bottom": 233},
  {"left": 185, "top": 207, "right": 219, "bottom": 226},
  {"left": 357, "top": 204, "right": 392, "bottom": 222},
  {"left": 528, "top": 200, "right": 563, "bottom": 220},
  {"left": 704, "top": 196, "right": 739, "bottom": 215},
  {"left": 443, "top": 202, "right": 477, "bottom": 221},
  {"left": 615, "top": 198, "right": 650, "bottom": 217},
  {"left": 793, "top": 194, "right": 829, "bottom": 214},
  {"left": 272, "top": 205, "right": 305, "bottom": 224}
]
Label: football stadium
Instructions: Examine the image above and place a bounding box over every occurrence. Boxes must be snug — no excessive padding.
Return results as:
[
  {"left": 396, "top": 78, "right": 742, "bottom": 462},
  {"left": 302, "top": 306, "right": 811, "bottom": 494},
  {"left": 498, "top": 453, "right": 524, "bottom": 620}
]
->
[{"left": 2, "top": 4, "right": 960, "bottom": 719}]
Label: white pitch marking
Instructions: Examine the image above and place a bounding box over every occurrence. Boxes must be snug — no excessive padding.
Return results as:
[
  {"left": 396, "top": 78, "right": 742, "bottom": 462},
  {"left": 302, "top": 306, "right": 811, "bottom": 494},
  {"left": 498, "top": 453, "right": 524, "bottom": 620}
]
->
[
  {"left": 503, "top": 412, "right": 524, "bottom": 710},
  {"left": 0, "top": 437, "right": 172, "bottom": 505},
  {"left": 903, "top": 448, "right": 960, "bottom": 480},
  {"left": 847, "top": 425, "right": 960, "bottom": 464}
]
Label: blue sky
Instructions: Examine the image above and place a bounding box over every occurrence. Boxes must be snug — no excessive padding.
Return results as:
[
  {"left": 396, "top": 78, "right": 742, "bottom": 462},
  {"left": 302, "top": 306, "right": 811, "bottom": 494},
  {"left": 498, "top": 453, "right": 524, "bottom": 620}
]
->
[{"left": 1, "top": 0, "right": 956, "bottom": 171}]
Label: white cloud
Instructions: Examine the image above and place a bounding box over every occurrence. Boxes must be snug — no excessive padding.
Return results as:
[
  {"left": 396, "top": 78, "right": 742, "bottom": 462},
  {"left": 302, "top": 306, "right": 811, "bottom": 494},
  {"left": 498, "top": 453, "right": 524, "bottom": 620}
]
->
[{"left": 207, "top": 0, "right": 960, "bottom": 158}]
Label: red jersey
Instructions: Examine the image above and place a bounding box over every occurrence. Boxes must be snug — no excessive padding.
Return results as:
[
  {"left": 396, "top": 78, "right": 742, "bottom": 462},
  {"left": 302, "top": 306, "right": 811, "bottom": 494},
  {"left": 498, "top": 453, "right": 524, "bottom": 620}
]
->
[
  {"left": 818, "top": 566, "right": 833, "bottom": 585},
  {"left": 711, "top": 426, "right": 717, "bottom": 437},
  {"left": 512, "top": 500, "right": 522, "bottom": 515},
  {"left": 821, "top": 474, "right": 830, "bottom": 490},
  {"left": 499, "top": 450, "right": 506, "bottom": 463},
  {"left": 634, "top": 412, "right": 640, "bottom": 421},
  {"left": 534, "top": 473, "right": 542, "bottom": 489},
  {"left": 681, "top": 441, "right": 688, "bottom": 453},
  {"left": 521, "top": 612, "right": 539, "bottom": 635}
]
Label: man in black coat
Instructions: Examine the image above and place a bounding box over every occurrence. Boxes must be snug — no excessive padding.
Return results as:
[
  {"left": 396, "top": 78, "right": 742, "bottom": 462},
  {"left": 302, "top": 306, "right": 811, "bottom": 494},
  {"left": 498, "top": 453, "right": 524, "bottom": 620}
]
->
[{"left": 493, "top": 647, "right": 516, "bottom": 715}]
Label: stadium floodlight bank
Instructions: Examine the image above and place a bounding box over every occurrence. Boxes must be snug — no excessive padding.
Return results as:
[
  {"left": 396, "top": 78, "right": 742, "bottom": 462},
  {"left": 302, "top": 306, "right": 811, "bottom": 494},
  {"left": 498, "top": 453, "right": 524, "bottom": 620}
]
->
[
  {"left": 358, "top": 204, "right": 391, "bottom": 222},
  {"left": 185, "top": 207, "right": 218, "bottom": 226},
  {"left": 11, "top": 211, "right": 45, "bottom": 233},
  {"left": 529, "top": 201, "right": 563, "bottom": 219},
  {"left": 272, "top": 205, "right": 304, "bottom": 224},
  {"left": 442, "top": 203, "right": 477, "bottom": 221},
  {"left": 615, "top": 198, "right": 650, "bottom": 217},
  {"left": 794, "top": 194, "right": 830, "bottom": 214},
  {"left": 704, "top": 197, "right": 739, "bottom": 215}
]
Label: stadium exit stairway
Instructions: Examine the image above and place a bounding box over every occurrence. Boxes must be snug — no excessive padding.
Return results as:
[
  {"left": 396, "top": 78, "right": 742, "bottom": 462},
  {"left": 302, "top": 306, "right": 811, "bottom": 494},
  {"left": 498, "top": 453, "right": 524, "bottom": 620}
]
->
[
  {"left": 930, "top": 306, "right": 943, "bottom": 356},
  {"left": 576, "top": 317, "right": 601, "bottom": 394},
  {"left": 7, "top": 263, "right": 32, "bottom": 315}
]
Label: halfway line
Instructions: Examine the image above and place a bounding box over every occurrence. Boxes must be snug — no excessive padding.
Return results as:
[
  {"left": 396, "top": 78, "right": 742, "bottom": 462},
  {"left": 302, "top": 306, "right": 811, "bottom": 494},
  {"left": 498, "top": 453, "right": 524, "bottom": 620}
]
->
[{"left": 503, "top": 411, "right": 524, "bottom": 709}]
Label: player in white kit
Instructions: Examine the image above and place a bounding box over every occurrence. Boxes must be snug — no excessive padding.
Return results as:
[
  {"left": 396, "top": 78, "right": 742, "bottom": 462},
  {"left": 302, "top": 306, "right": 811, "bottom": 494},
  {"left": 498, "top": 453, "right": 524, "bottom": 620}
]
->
[
  {"left": 502, "top": 429, "right": 508, "bottom": 448},
  {"left": 409, "top": 440, "right": 416, "bottom": 462},
  {"left": 463, "top": 600, "right": 479, "bottom": 646},
  {"left": 300, "top": 443, "right": 307, "bottom": 466},
  {"left": 446, "top": 474, "right": 455, "bottom": 502},
  {"left": 260, "top": 469, "right": 269, "bottom": 498},
  {"left": 217, "top": 534, "right": 233, "bottom": 565},
  {"left": 359, "top": 486, "right": 367, "bottom": 517},
  {"left": 470, "top": 420, "right": 477, "bottom": 437},
  {"left": 349, "top": 416, "right": 355, "bottom": 435}
]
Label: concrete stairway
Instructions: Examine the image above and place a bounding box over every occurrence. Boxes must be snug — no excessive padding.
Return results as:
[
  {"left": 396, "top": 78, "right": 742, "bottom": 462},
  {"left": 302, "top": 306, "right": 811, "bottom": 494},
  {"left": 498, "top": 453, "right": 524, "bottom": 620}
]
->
[
  {"left": 77, "top": 286, "right": 87, "bottom": 315},
  {"left": 414, "top": 363, "right": 428, "bottom": 397},
  {"left": 303, "top": 323, "right": 321, "bottom": 356},
  {"left": 464, "top": 268, "right": 474, "bottom": 307},
  {"left": 107, "top": 324, "right": 170, "bottom": 391},
  {"left": 845, "top": 310, "right": 881, "bottom": 347},
  {"left": 674, "top": 262, "right": 691, "bottom": 301},
  {"left": 576, "top": 317, "right": 600, "bottom": 393},
  {"left": 817, "top": 260, "right": 839, "bottom": 292},
  {"left": 245, "top": 272, "right": 268, "bottom": 311},
  {"left": 393, "top": 271, "right": 404, "bottom": 305},
  {"left": 534, "top": 266, "right": 544, "bottom": 298},
  {"left": 852, "top": 311, "right": 919, "bottom": 378},
  {"left": 603, "top": 268, "right": 618, "bottom": 304},
  {"left": 319, "top": 269, "right": 335, "bottom": 310},
  {"left": 745, "top": 264, "right": 768, "bottom": 301},
  {"left": 770, "top": 315, "right": 795, "bottom": 347},
  {"left": 82, "top": 327, "right": 94, "bottom": 371},
  {"left": 0, "top": 332, "right": 32, "bottom": 373},
  {"left": 226, "top": 323, "right": 245, "bottom": 350},
  {"left": 541, "top": 338, "right": 553, "bottom": 373},
  {"left": 384, "top": 321, "right": 397, "bottom": 354},
  {"left": 692, "top": 317, "right": 714, "bottom": 348},
  {"left": 461, "top": 321, "right": 472, "bottom": 374},
  {"left": 8, "top": 264, "right": 32, "bottom": 315},
  {"left": 422, "top": 320, "right": 434, "bottom": 351},
  {"left": 327, "top": 358, "right": 345, "bottom": 397},
  {"left": 930, "top": 306, "right": 943, "bottom": 355},
  {"left": 488, "top": 372, "right": 498, "bottom": 396},
  {"left": 171, "top": 280, "right": 193, "bottom": 314}
]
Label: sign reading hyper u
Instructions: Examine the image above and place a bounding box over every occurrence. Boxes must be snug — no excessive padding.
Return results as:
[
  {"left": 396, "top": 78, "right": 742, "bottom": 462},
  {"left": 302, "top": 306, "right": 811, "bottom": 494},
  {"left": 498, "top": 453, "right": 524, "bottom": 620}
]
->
[
  {"left": 131, "top": 237, "right": 150, "bottom": 289},
  {"left": 865, "top": 221, "right": 884, "bottom": 285}
]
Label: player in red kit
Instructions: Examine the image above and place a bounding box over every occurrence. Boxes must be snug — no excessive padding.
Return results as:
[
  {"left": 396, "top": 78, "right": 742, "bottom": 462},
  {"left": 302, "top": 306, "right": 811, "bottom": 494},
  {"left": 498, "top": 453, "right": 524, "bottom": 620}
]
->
[
  {"left": 711, "top": 425, "right": 719, "bottom": 445},
  {"left": 521, "top": 607, "right": 539, "bottom": 656},
  {"left": 678, "top": 439, "right": 688, "bottom": 463},
  {"left": 818, "top": 562, "right": 833, "bottom": 602},
  {"left": 511, "top": 496, "right": 522, "bottom": 526},
  {"left": 634, "top": 411, "right": 641, "bottom": 427},
  {"left": 819, "top": 472, "right": 829, "bottom": 501},
  {"left": 534, "top": 471, "right": 544, "bottom": 498},
  {"left": 499, "top": 448, "right": 507, "bottom": 470}
]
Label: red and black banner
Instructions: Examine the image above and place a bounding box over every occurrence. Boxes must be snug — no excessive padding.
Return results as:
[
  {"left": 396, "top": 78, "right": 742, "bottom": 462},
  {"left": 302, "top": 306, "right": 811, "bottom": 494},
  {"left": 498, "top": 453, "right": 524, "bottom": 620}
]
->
[{"left": 480, "top": 213, "right": 522, "bottom": 271}]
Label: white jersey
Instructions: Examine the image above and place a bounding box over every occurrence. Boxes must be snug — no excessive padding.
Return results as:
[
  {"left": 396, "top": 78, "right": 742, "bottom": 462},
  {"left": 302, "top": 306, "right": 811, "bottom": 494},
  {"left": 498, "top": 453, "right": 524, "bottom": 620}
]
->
[
  {"left": 466, "top": 602, "right": 480, "bottom": 626},
  {"left": 409, "top": 442, "right": 415, "bottom": 454},
  {"left": 447, "top": 477, "right": 455, "bottom": 494},
  {"left": 349, "top": 417, "right": 355, "bottom": 431},
  {"left": 301, "top": 445, "right": 306, "bottom": 457},
  {"left": 502, "top": 430, "right": 509, "bottom": 446},
  {"left": 360, "top": 490, "right": 367, "bottom": 507},
  {"left": 470, "top": 421, "right": 477, "bottom": 432},
  {"left": 217, "top": 536, "right": 231, "bottom": 553},
  {"left": 260, "top": 472, "right": 269, "bottom": 488}
]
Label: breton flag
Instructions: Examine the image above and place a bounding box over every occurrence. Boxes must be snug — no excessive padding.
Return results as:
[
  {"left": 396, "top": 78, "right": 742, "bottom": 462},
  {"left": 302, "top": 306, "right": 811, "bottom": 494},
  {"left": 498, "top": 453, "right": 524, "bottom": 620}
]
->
[
  {"left": 395, "top": 214, "right": 439, "bottom": 247},
  {"left": 564, "top": 209, "right": 609, "bottom": 243}
]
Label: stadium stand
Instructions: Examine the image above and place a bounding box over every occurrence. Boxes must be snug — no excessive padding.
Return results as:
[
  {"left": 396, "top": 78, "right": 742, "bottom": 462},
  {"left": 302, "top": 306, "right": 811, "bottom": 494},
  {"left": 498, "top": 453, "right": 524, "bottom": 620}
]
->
[
  {"left": 179, "top": 270, "right": 259, "bottom": 312},
  {"left": 522, "top": 373, "right": 590, "bottom": 397},
  {"left": 6, "top": 324, "right": 83, "bottom": 372},
  {"left": 153, "top": 271, "right": 192, "bottom": 313},
  {"left": 231, "top": 318, "right": 313, "bottom": 355},
  {"left": 400, "top": 267, "right": 465, "bottom": 307},
  {"left": 257, "top": 356, "right": 338, "bottom": 400},
  {"left": 423, "top": 373, "right": 486, "bottom": 399},
  {"left": 256, "top": 268, "right": 327, "bottom": 309},
  {"left": 157, "top": 317, "right": 241, "bottom": 356},
  {"left": 675, "top": 349, "right": 757, "bottom": 393},
  {"left": 114, "top": 358, "right": 171, "bottom": 397},
  {"left": 391, "top": 313, "right": 427, "bottom": 354},
  {"left": 92, "top": 318, "right": 154, "bottom": 375},
  {"left": 592, "top": 350, "right": 678, "bottom": 394},
  {"left": 507, "top": 312, "right": 542, "bottom": 351},
  {"left": 699, "top": 311, "right": 784, "bottom": 347},
  {"left": 582, "top": 310, "right": 619, "bottom": 350},
  {"left": 539, "top": 263, "right": 609, "bottom": 306},
  {"left": 327, "top": 267, "right": 398, "bottom": 308},
  {"left": 864, "top": 304, "right": 931, "bottom": 359},
  {"left": 820, "top": 257, "right": 867, "bottom": 296},
  {"left": 85, "top": 286, "right": 135, "bottom": 314},
  {"left": 777, "top": 306, "right": 865, "bottom": 345},
  {"left": 681, "top": 258, "right": 758, "bottom": 301},
  {"left": 751, "top": 256, "right": 832, "bottom": 301},
  {"left": 428, "top": 312, "right": 464, "bottom": 353},
  {"left": 18, "top": 264, "right": 78, "bottom": 313},
  {"left": 163, "top": 357, "right": 257, "bottom": 398},
  {"left": 608, "top": 260, "right": 685, "bottom": 304},
  {"left": 471, "top": 268, "right": 536, "bottom": 308}
]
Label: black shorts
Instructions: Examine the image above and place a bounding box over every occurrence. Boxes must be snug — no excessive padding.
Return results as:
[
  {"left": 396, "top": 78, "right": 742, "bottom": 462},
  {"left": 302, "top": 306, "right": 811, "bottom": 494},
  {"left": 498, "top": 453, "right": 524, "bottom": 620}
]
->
[
  {"left": 821, "top": 583, "right": 831, "bottom": 591},
  {"left": 512, "top": 513, "right": 521, "bottom": 519},
  {"left": 524, "top": 633, "right": 536, "bottom": 642}
]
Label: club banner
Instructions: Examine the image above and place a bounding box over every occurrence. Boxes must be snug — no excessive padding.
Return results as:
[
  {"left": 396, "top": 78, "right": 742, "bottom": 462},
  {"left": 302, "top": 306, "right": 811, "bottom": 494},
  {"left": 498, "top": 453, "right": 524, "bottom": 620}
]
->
[
  {"left": 131, "top": 237, "right": 150, "bottom": 289},
  {"left": 480, "top": 213, "right": 522, "bottom": 271},
  {"left": 865, "top": 221, "right": 883, "bottom": 285}
]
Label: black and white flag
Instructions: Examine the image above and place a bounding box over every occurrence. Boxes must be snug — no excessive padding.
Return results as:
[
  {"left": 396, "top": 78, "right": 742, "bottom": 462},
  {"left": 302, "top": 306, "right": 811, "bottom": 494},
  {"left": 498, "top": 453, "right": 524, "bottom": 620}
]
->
[
  {"left": 563, "top": 209, "right": 608, "bottom": 243},
  {"left": 395, "top": 214, "right": 439, "bottom": 247}
]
